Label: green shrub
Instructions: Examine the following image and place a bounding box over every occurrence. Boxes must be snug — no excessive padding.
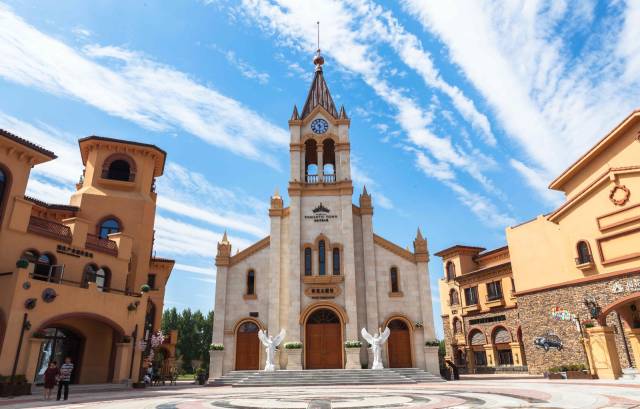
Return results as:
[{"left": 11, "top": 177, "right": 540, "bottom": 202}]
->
[
  {"left": 16, "top": 259, "right": 29, "bottom": 269},
  {"left": 209, "top": 343, "right": 224, "bottom": 351},
  {"left": 344, "top": 340, "right": 362, "bottom": 348},
  {"left": 140, "top": 284, "right": 151, "bottom": 293},
  {"left": 425, "top": 340, "right": 440, "bottom": 347},
  {"left": 283, "top": 342, "right": 302, "bottom": 349}
]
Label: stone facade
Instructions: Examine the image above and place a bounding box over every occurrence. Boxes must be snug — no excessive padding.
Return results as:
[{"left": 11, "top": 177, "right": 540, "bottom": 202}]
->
[
  {"left": 209, "top": 55, "right": 438, "bottom": 378},
  {"left": 518, "top": 273, "right": 640, "bottom": 374}
]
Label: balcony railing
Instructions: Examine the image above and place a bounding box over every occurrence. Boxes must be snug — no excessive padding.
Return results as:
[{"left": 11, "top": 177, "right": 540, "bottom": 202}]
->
[
  {"left": 323, "top": 174, "right": 336, "bottom": 183},
  {"left": 575, "top": 254, "right": 593, "bottom": 265},
  {"left": 305, "top": 174, "right": 337, "bottom": 184},
  {"left": 29, "top": 271, "right": 141, "bottom": 297},
  {"left": 27, "top": 216, "right": 72, "bottom": 243},
  {"left": 306, "top": 174, "right": 319, "bottom": 183},
  {"left": 85, "top": 233, "right": 118, "bottom": 256}
]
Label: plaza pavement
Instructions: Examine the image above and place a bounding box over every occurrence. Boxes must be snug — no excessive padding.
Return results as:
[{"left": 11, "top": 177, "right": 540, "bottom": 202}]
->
[{"left": 0, "top": 378, "right": 639, "bottom": 408}]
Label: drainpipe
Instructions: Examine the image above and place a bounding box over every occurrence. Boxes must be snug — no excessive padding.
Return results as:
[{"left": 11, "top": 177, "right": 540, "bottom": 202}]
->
[
  {"left": 10, "top": 313, "right": 29, "bottom": 382},
  {"left": 129, "top": 325, "right": 138, "bottom": 379},
  {"left": 616, "top": 311, "right": 633, "bottom": 368}
]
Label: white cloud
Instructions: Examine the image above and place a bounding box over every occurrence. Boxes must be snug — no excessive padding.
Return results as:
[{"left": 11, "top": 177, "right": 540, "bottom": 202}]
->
[
  {"left": 350, "top": 157, "right": 393, "bottom": 210},
  {"left": 403, "top": 0, "right": 640, "bottom": 202},
  {"left": 174, "top": 263, "right": 215, "bottom": 277},
  {"left": 237, "top": 0, "right": 513, "bottom": 228},
  {"left": 0, "top": 4, "right": 288, "bottom": 166}
]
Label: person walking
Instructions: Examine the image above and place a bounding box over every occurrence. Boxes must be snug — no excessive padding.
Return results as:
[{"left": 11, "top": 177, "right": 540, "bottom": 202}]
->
[
  {"left": 43, "top": 361, "right": 59, "bottom": 400},
  {"left": 56, "top": 357, "right": 74, "bottom": 401}
]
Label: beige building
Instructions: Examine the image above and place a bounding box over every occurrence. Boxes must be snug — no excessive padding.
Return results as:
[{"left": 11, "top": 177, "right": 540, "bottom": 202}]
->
[
  {"left": 209, "top": 53, "right": 439, "bottom": 377},
  {"left": 436, "top": 245, "right": 525, "bottom": 373},
  {"left": 438, "top": 110, "right": 640, "bottom": 380},
  {"left": 506, "top": 110, "right": 640, "bottom": 379},
  {"left": 0, "top": 131, "right": 175, "bottom": 384}
]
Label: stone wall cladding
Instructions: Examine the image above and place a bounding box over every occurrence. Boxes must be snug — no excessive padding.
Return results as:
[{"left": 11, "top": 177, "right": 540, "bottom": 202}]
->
[
  {"left": 442, "top": 315, "right": 453, "bottom": 358},
  {"left": 462, "top": 307, "right": 521, "bottom": 347},
  {"left": 518, "top": 272, "right": 639, "bottom": 374}
]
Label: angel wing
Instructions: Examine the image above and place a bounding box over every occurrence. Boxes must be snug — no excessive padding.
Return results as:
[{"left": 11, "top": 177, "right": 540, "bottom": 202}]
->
[
  {"left": 379, "top": 327, "right": 391, "bottom": 344},
  {"left": 361, "top": 327, "right": 374, "bottom": 344},
  {"left": 257, "top": 329, "right": 269, "bottom": 346},
  {"left": 273, "top": 329, "right": 286, "bottom": 346}
]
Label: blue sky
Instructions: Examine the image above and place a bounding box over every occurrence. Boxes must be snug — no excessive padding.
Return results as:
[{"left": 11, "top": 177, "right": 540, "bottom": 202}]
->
[{"left": 1, "top": 1, "right": 639, "bottom": 338}]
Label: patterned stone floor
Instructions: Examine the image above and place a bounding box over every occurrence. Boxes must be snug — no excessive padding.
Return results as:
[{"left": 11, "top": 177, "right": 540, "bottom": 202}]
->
[{"left": 1, "top": 380, "right": 640, "bottom": 408}]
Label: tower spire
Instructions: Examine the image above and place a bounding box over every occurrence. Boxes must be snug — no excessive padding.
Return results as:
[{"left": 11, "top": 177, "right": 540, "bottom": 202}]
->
[{"left": 313, "top": 21, "right": 324, "bottom": 72}]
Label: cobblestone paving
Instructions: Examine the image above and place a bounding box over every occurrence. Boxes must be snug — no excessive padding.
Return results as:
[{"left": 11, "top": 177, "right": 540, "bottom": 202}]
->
[{"left": 1, "top": 380, "right": 640, "bottom": 408}]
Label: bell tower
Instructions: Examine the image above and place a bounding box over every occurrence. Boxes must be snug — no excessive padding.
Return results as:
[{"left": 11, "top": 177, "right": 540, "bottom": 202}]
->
[{"left": 287, "top": 49, "right": 352, "bottom": 194}]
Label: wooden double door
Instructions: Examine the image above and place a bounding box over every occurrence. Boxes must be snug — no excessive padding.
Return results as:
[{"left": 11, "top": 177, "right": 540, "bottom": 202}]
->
[
  {"left": 235, "top": 321, "right": 260, "bottom": 370},
  {"left": 305, "top": 309, "right": 342, "bottom": 369},
  {"left": 387, "top": 319, "right": 412, "bottom": 368}
]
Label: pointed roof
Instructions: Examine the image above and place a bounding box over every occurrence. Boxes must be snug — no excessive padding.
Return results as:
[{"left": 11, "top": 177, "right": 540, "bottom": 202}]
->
[
  {"left": 291, "top": 105, "right": 299, "bottom": 120},
  {"left": 301, "top": 54, "right": 338, "bottom": 119}
]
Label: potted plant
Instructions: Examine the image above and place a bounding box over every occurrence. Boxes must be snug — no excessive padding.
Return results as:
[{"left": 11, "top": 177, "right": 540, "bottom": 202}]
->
[
  {"left": 425, "top": 340, "right": 440, "bottom": 347},
  {"left": 547, "top": 366, "right": 563, "bottom": 379},
  {"left": 140, "top": 284, "right": 151, "bottom": 293},
  {"left": 344, "top": 340, "right": 362, "bottom": 348},
  {"left": 196, "top": 367, "right": 207, "bottom": 385},
  {"left": 210, "top": 343, "right": 224, "bottom": 351},
  {"left": 16, "top": 259, "right": 29, "bottom": 269},
  {"left": 566, "top": 363, "right": 590, "bottom": 379},
  {"left": 0, "top": 375, "right": 31, "bottom": 397},
  {"left": 284, "top": 341, "right": 302, "bottom": 349}
]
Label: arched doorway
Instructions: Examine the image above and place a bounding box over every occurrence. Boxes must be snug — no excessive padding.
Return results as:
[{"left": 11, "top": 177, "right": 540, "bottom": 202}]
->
[
  {"left": 387, "top": 319, "right": 412, "bottom": 368},
  {"left": 34, "top": 327, "right": 83, "bottom": 384},
  {"left": 235, "top": 321, "right": 260, "bottom": 370},
  {"left": 305, "top": 308, "right": 342, "bottom": 369},
  {"left": 492, "top": 326, "right": 513, "bottom": 366}
]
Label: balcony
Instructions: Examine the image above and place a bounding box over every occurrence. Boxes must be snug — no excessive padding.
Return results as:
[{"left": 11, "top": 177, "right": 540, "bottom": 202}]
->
[
  {"left": 29, "top": 270, "right": 140, "bottom": 297},
  {"left": 27, "top": 216, "right": 72, "bottom": 243},
  {"left": 305, "top": 174, "right": 336, "bottom": 184},
  {"left": 485, "top": 294, "right": 505, "bottom": 308},
  {"left": 462, "top": 303, "right": 479, "bottom": 313},
  {"left": 85, "top": 233, "right": 118, "bottom": 256},
  {"left": 575, "top": 254, "right": 594, "bottom": 271}
]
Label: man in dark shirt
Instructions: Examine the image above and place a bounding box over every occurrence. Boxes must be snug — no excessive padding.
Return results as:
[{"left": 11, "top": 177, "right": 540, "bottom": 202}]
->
[{"left": 56, "top": 357, "right": 74, "bottom": 401}]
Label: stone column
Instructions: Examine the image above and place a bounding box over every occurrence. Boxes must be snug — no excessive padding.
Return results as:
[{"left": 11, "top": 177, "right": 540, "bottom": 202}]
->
[
  {"left": 209, "top": 234, "right": 231, "bottom": 380},
  {"left": 24, "top": 338, "right": 45, "bottom": 384},
  {"left": 113, "top": 342, "right": 133, "bottom": 383},
  {"left": 359, "top": 190, "right": 379, "bottom": 336},
  {"left": 414, "top": 229, "right": 436, "bottom": 367},
  {"left": 466, "top": 347, "right": 475, "bottom": 371},
  {"left": 268, "top": 194, "right": 283, "bottom": 332},
  {"left": 586, "top": 326, "right": 622, "bottom": 379},
  {"left": 483, "top": 344, "right": 496, "bottom": 367},
  {"left": 287, "top": 195, "right": 302, "bottom": 344},
  {"left": 624, "top": 328, "right": 640, "bottom": 371},
  {"left": 317, "top": 146, "right": 324, "bottom": 181},
  {"left": 509, "top": 342, "right": 524, "bottom": 367},
  {"left": 340, "top": 193, "right": 358, "bottom": 343}
]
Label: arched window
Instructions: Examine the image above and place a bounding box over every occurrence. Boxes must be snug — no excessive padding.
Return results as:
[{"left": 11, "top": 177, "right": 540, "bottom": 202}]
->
[
  {"left": 332, "top": 248, "right": 340, "bottom": 275},
  {"left": 33, "top": 253, "right": 55, "bottom": 280},
  {"left": 304, "top": 139, "right": 318, "bottom": 183},
  {"left": 452, "top": 317, "right": 462, "bottom": 334},
  {"left": 576, "top": 241, "right": 591, "bottom": 264},
  {"left": 318, "top": 240, "right": 326, "bottom": 275},
  {"left": 449, "top": 289, "right": 459, "bottom": 306},
  {"left": 390, "top": 267, "right": 400, "bottom": 293},
  {"left": 98, "top": 218, "right": 120, "bottom": 239},
  {"left": 97, "top": 266, "right": 110, "bottom": 291},
  {"left": 304, "top": 248, "right": 312, "bottom": 276},
  {"left": 247, "top": 270, "right": 255, "bottom": 295},
  {"left": 446, "top": 261, "right": 455, "bottom": 280},
  {"left": 102, "top": 154, "right": 136, "bottom": 182},
  {"left": 82, "top": 263, "right": 98, "bottom": 288},
  {"left": 322, "top": 138, "right": 336, "bottom": 182}
]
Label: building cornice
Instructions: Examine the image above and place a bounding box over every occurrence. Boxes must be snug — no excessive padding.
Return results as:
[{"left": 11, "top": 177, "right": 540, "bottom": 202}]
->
[
  {"left": 373, "top": 234, "right": 415, "bottom": 263},
  {"left": 229, "top": 236, "right": 270, "bottom": 267}
]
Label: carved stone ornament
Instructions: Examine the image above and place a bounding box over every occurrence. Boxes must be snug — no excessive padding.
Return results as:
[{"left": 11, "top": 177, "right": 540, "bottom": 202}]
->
[
  {"left": 609, "top": 184, "right": 630, "bottom": 206},
  {"left": 24, "top": 298, "right": 37, "bottom": 310},
  {"left": 42, "top": 288, "right": 57, "bottom": 303},
  {"left": 22, "top": 281, "right": 31, "bottom": 290}
]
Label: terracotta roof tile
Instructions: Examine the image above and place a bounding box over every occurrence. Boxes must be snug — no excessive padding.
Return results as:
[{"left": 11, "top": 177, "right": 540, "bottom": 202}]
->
[{"left": 0, "top": 129, "right": 56, "bottom": 158}]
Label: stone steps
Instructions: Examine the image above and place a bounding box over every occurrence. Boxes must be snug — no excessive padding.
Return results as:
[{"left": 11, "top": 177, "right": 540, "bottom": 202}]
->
[{"left": 209, "top": 368, "right": 444, "bottom": 387}]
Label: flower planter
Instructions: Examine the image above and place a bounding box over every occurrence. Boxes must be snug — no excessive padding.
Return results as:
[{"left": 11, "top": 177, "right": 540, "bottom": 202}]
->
[
  {"left": 547, "top": 373, "right": 564, "bottom": 379},
  {"left": 424, "top": 345, "right": 440, "bottom": 374},
  {"left": 566, "top": 370, "right": 592, "bottom": 379},
  {"left": 285, "top": 348, "right": 303, "bottom": 370},
  {"left": 0, "top": 383, "right": 32, "bottom": 397},
  {"left": 345, "top": 347, "right": 361, "bottom": 369}
]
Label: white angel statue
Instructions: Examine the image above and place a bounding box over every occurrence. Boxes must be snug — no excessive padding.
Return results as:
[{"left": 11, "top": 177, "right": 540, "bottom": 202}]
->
[
  {"left": 361, "top": 327, "right": 391, "bottom": 369},
  {"left": 257, "top": 329, "right": 286, "bottom": 371}
]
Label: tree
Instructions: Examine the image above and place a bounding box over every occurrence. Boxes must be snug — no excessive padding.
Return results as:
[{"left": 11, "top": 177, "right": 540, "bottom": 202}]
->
[{"left": 161, "top": 308, "right": 214, "bottom": 373}]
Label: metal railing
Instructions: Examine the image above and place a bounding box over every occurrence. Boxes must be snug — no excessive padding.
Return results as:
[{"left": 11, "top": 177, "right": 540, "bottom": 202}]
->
[
  {"left": 27, "top": 216, "right": 72, "bottom": 243},
  {"left": 29, "top": 271, "right": 141, "bottom": 298},
  {"left": 85, "top": 233, "right": 118, "bottom": 256}
]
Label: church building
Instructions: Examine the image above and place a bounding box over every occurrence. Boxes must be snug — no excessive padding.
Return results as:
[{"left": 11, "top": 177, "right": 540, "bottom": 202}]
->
[{"left": 209, "top": 52, "right": 438, "bottom": 377}]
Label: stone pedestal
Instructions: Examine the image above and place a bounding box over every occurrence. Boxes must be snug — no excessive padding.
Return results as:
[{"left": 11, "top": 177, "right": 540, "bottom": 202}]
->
[
  {"left": 208, "top": 350, "right": 225, "bottom": 381},
  {"left": 586, "top": 326, "right": 622, "bottom": 379},
  {"left": 285, "top": 348, "right": 303, "bottom": 370},
  {"left": 423, "top": 346, "right": 440, "bottom": 375},
  {"left": 345, "top": 348, "right": 361, "bottom": 369}
]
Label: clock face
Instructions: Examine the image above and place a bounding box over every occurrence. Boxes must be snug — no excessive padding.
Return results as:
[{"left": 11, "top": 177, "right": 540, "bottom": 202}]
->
[{"left": 310, "top": 118, "right": 329, "bottom": 134}]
